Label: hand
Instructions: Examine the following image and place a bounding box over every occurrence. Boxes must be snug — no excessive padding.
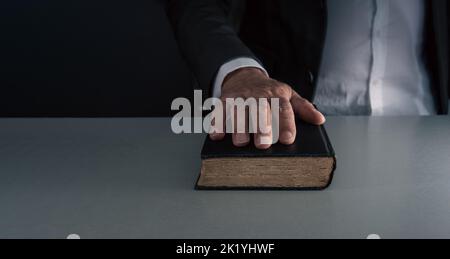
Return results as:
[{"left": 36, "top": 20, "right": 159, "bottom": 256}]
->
[{"left": 210, "top": 67, "right": 326, "bottom": 149}]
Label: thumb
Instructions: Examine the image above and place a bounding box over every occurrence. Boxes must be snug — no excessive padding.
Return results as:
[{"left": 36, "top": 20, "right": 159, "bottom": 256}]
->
[{"left": 290, "top": 92, "right": 326, "bottom": 125}]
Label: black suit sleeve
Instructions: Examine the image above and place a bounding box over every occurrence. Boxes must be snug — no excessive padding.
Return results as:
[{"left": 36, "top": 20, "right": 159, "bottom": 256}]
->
[{"left": 167, "top": 0, "right": 257, "bottom": 96}]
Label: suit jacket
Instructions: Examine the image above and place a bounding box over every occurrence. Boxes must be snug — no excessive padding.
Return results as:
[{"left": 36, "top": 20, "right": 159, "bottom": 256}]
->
[{"left": 168, "top": 0, "right": 449, "bottom": 114}]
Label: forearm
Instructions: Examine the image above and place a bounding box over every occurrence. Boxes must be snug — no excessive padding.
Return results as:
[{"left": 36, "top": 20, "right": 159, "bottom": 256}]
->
[{"left": 167, "top": 0, "right": 257, "bottom": 96}]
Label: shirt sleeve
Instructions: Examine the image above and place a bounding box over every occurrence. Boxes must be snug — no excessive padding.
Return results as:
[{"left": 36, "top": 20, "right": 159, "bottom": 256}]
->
[{"left": 212, "top": 57, "right": 269, "bottom": 98}]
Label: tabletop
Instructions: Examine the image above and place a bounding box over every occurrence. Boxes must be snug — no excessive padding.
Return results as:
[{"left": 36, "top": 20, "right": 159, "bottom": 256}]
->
[{"left": 0, "top": 116, "right": 449, "bottom": 239}]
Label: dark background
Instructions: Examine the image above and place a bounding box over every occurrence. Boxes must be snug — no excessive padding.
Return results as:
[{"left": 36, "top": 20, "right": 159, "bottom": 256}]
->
[{"left": 0, "top": 0, "right": 193, "bottom": 117}]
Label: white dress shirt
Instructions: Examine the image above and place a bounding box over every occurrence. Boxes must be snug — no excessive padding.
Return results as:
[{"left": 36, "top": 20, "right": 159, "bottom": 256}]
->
[{"left": 213, "top": 0, "right": 437, "bottom": 116}]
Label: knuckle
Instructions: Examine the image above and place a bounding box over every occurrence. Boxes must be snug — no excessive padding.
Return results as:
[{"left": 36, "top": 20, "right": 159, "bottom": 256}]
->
[
  {"left": 279, "top": 103, "right": 293, "bottom": 115},
  {"left": 296, "top": 96, "right": 308, "bottom": 104},
  {"left": 241, "top": 87, "right": 252, "bottom": 97},
  {"left": 273, "top": 84, "right": 292, "bottom": 98},
  {"left": 280, "top": 108, "right": 294, "bottom": 119}
]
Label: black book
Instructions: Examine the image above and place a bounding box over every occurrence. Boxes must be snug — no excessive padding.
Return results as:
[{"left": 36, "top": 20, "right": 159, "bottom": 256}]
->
[{"left": 197, "top": 120, "right": 336, "bottom": 190}]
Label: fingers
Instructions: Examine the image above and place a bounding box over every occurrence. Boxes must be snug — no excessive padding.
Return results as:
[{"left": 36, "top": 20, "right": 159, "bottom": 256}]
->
[
  {"left": 209, "top": 90, "right": 325, "bottom": 150},
  {"left": 232, "top": 106, "right": 250, "bottom": 147},
  {"left": 210, "top": 97, "right": 251, "bottom": 147},
  {"left": 291, "top": 91, "right": 326, "bottom": 125},
  {"left": 233, "top": 133, "right": 250, "bottom": 147},
  {"left": 209, "top": 125, "right": 225, "bottom": 141},
  {"left": 254, "top": 99, "right": 273, "bottom": 150},
  {"left": 209, "top": 100, "right": 225, "bottom": 141},
  {"left": 278, "top": 98, "right": 297, "bottom": 145}
]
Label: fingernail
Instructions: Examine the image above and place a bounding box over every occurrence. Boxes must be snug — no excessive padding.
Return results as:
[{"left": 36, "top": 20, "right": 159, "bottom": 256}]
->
[
  {"left": 210, "top": 125, "right": 218, "bottom": 134},
  {"left": 210, "top": 133, "right": 221, "bottom": 140},
  {"left": 259, "top": 136, "right": 273, "bottom": 145},
  {"left": 235, "top": 134, "right": 249, "bottom": 144},
  {"left": 318, "top": 113, "right": 326, "bottom": 124},
  {"left": 282, "top": 131, "right": 294, "bottom": 141}
]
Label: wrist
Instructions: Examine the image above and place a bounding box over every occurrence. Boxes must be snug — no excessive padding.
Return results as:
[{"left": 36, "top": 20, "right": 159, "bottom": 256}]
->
[{"left": 223, "top": 67, "right": 268, "bottom": 86}]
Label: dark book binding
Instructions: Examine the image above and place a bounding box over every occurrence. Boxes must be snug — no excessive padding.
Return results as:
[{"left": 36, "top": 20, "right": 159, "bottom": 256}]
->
[{"left": 196, "top": 120, "right": 336, "bottom": 190}]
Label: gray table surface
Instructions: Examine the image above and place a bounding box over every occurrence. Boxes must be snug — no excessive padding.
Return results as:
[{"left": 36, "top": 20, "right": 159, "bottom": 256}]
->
[{"left": 0, "top": 116, "right": 450, "bottom": 239}]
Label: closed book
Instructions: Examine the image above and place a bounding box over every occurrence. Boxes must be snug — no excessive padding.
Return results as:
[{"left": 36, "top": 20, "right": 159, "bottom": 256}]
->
[{"left": 197, "top": 120, "right": 336, "bottom": 190}]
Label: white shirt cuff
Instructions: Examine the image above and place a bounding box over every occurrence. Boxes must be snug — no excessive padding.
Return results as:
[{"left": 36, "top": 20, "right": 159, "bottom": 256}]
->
[{"left": 212, "top": 57, "right": 268, "bottom": 98}]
